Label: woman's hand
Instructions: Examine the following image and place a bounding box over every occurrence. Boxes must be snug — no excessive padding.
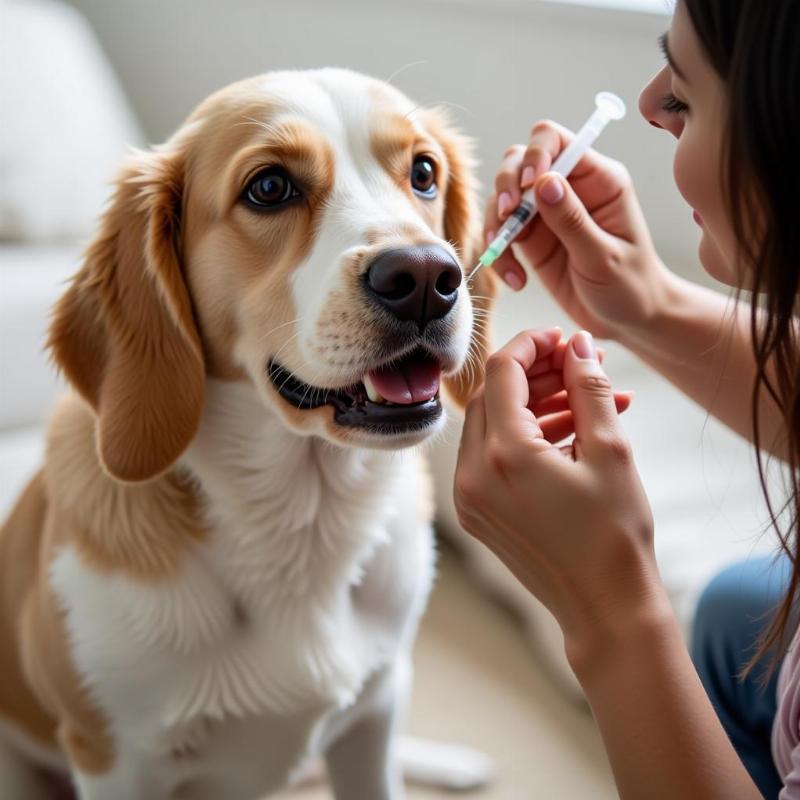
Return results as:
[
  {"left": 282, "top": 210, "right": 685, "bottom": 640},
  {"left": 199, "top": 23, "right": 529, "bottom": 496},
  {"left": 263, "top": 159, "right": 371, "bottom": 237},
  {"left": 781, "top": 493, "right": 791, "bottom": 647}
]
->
[
  {"left": 454, "top": 327, "right": 664, "bottom": 660},
  {"left": 485, "top": 121, "right": 675, "bottom": 340}
]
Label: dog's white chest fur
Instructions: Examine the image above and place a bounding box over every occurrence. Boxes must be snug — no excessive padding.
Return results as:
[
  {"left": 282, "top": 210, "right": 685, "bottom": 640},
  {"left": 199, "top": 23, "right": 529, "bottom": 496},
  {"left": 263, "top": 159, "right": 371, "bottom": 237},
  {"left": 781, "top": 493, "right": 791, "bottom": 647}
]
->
[{"left": 49, "top": 382, "right": 435, "bottom": 793}]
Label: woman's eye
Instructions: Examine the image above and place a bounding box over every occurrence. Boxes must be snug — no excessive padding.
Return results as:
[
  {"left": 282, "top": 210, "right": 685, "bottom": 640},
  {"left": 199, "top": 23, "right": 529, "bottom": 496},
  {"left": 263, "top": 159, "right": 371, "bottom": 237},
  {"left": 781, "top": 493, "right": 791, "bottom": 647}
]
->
[
  {"left": 244, "top": 168, "right": 300, "bottom": 209},
  {"left": 410, "top": 156, "right": 437, "bottom": 198},
  {"left": 662, "top": 92, "right": 689, "bottom": 116}
]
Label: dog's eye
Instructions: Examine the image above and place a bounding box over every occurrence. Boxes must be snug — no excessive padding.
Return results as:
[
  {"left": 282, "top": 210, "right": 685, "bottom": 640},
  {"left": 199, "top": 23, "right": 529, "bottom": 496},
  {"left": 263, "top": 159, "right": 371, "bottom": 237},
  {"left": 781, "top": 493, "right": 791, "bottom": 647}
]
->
[
  {"left": 411, "top": 156, "right": 437, "bottom": 198},
  {"left": 244, "top": 168, "right": 300, "bottom": 209}
]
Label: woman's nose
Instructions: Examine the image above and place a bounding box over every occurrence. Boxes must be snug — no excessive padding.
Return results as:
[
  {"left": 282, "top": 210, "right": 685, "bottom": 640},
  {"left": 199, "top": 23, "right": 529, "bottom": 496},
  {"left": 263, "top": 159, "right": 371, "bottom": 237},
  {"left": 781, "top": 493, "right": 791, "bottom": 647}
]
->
[{"left": 639, "top": 66, "right": 684, "bottom": 138}]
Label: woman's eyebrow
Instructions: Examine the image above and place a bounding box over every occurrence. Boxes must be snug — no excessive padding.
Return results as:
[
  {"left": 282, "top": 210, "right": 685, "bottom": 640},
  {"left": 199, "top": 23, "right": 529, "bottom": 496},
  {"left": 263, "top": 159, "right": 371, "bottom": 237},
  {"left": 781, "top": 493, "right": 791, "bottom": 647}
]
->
[{"left": 659, "top": 32, "right": 688, "bottom": 82}]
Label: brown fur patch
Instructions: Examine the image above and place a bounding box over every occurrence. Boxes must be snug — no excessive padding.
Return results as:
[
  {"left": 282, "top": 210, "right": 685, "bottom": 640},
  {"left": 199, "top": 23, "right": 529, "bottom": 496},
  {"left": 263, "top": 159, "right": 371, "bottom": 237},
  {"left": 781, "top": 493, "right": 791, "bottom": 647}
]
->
[
  {"left": 49, "top": 146, "right": 205, "bottom": 484},
  {"left": 368, "top": 109, "right": 446, "bottom": 238},
  {"left": 0, "top": 471, "right": 115, "bottom": 773},
  {"left": 0, "top": 473, "right": 60, "bottom": 750},
  {"left": 182, "top": 110, "right": 336, "bottom": 384},
  {"left": 20, "top": 532, "right": 116, "bottom": 775},
  {"left": 44, "top": 396, "right": 206, "bottom": 579},
  {"left": 0, "top": 395, "right": 208, "bottom": 774}
]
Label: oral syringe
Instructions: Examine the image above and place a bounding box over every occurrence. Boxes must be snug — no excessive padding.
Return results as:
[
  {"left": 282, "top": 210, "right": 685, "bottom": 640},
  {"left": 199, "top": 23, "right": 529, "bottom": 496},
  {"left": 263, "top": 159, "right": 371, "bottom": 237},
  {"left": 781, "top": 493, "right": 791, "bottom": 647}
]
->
[{"left": 469, "top": 91, "right": 626, "bottom": 281}]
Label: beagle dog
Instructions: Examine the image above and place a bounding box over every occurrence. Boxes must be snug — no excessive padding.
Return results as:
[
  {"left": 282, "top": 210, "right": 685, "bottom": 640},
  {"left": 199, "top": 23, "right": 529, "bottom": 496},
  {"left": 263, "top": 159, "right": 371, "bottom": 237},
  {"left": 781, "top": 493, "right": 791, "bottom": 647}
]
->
[{"left": 0, "top": 68, "right": 495, "bottom": 800}]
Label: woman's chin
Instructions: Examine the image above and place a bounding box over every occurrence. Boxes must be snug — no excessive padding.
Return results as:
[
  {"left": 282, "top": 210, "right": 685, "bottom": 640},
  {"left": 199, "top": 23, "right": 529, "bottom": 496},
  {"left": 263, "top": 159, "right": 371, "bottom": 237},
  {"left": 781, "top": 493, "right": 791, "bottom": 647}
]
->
[{"left": 698, "top": 231, "right": 740, "bottom": 288}]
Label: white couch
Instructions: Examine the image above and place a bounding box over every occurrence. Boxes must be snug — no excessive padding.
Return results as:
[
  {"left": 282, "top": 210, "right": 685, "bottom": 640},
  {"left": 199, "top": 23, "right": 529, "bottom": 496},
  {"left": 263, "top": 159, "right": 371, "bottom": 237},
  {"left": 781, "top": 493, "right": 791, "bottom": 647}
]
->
[
  {"left": 0, "top": 0, "right": 144, "bottom": 514},
  {"left": 0, "top": 0, "right": 783, "bottom": 706}
]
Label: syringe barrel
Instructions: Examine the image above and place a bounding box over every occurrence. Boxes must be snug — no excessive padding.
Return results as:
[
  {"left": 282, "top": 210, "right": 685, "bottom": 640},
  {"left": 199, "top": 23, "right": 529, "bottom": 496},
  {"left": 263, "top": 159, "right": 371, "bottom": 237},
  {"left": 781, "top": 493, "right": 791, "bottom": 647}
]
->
[
  {"left": 499, "top": 199, "right": 536, "bottom": 240},
  {"left": 489, "top": 198, "right": 537, "bottom": 257},
  {"left": 552, "top": 109, "right": 610, "bottom": 178}
]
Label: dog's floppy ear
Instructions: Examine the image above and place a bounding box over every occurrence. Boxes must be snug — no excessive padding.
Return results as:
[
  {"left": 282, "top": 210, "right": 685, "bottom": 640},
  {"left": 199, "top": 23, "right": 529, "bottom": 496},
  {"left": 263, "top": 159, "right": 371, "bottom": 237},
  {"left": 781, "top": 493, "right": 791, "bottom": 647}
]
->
[
  {"left": 422, "top": 108, "right": 498, "bottom": 409},
  {"left": 49, "top": 146, "right": 204, "bottom": 483}
]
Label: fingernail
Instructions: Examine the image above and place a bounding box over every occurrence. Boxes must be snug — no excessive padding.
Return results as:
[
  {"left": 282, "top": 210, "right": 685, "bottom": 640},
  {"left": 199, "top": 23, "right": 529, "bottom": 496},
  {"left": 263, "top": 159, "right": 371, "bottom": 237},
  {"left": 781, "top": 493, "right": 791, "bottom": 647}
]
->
[
  {"left": 540, "top": 176, "right": 564, "bottom": 205},
  {"left": 504, "top": 271, "right": 523, "bottom": 291},
  {"left": 521, "top": 166, "right": 536, "bottom": 188},
  {"left": 498, "top": 192, "right": 512, "bottom": 218},
  {"left": 485, "top": 229, "right": 496, "bottom": 247},
  {"left": 573, "top": 331, "right": 596, "bottom": 360}
]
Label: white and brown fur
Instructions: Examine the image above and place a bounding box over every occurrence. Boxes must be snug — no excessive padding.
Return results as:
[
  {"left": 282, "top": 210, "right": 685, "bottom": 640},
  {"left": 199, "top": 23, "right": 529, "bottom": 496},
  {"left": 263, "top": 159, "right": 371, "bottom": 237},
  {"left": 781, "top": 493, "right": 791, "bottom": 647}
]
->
[{"left": 0, "top": 69, "right": 496, "bottom": 800}]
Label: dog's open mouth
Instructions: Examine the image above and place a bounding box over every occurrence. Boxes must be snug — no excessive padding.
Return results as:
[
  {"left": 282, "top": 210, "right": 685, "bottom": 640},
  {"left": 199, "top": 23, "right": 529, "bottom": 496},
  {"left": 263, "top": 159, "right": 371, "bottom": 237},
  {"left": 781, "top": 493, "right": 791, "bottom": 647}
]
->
[{"left": 268, "top": 346, "right": 443, "bottom": 433}]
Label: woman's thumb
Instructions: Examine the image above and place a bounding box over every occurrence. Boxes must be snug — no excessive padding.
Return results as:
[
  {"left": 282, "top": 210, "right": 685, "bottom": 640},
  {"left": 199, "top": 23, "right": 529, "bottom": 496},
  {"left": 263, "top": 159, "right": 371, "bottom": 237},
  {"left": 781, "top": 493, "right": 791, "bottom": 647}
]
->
[
  {"left": 534, "top": 173, "right": 609, "bottom": 263},
  {"left": 564, "top": 331, "right": 628, "bottom": 459}
]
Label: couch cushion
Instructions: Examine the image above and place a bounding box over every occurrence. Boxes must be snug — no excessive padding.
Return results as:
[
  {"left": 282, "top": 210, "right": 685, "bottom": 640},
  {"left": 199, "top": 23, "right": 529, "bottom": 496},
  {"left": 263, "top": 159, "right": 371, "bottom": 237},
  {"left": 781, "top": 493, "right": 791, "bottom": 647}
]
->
[
  {"left": 0, "top": 243, "right": 82, "bottom": 430},
  {"left": 0, "top": 0, "right": 144, "bottom": 241},
  {"left": 0, "top": 425, "right": 46, "bottom": 522}
]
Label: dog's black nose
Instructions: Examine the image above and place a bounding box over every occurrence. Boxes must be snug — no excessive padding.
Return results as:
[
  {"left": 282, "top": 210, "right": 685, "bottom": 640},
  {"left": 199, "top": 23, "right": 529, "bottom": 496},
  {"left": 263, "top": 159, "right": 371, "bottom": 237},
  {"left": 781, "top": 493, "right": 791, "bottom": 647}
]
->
[{"left": 365, "top": 245, "right": 462, "bottom": 330}]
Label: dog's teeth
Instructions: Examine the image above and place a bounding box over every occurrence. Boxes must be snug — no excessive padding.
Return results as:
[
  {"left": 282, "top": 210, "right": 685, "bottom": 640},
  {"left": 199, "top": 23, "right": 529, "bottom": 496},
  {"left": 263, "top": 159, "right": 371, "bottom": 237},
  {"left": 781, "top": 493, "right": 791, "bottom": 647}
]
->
[{"left": 363, "top": 374, "right": 385, "bottom": 404}]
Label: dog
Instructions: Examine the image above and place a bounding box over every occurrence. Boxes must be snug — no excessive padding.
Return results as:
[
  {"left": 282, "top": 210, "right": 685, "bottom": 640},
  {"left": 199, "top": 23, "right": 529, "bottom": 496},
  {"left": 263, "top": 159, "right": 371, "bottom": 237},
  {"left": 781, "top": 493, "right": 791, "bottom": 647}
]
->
[{"left": 0, "top": 68, "right": 496, "bottom": 800}]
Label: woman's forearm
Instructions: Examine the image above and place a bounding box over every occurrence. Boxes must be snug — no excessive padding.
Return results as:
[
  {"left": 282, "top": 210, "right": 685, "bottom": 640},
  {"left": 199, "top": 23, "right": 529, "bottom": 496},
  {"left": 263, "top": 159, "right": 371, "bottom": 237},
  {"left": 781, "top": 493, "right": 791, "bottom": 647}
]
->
[
  {"left": 567, "top": 596, "right": 763, "bottom": 800},
  {"left": 616, "top": 271, "right": 788, "bottom": 459}
]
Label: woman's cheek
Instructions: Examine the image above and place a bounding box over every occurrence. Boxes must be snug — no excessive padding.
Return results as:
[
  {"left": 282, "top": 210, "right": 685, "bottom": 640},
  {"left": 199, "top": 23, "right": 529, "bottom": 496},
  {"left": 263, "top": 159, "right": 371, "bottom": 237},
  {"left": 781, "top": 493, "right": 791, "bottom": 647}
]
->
[
  {"left": 671, "top": 130, "right": 701, "bottom": 220},
  {"left": 673, "top": 127, "right": 740, "bottom": 287}
]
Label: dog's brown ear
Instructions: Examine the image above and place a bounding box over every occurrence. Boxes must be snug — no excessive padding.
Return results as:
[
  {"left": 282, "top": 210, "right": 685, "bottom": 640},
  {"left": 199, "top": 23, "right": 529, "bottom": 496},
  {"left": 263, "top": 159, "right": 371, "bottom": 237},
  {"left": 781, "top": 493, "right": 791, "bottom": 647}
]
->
[
  {"left": 49, "top": 147, "right": 204, "bottom": 483},
  {"left": 422, "top": 108, "right": 498, "bottom": 409}
]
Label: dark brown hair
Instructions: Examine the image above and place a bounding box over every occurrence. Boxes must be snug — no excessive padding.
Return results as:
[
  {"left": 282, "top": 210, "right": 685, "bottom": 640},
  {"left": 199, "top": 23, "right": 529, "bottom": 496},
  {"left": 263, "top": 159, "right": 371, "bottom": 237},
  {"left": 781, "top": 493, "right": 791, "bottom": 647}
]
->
[{"left": 682, "top": 0, "right": 800, "bottom": 679}]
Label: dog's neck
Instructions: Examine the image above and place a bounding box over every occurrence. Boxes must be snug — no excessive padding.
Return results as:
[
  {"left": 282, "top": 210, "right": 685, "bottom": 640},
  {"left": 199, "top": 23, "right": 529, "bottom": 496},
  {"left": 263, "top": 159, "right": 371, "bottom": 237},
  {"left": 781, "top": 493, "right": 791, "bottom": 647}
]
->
[{"left": 182, "top": 380, "right": 414, "bottom": 607}]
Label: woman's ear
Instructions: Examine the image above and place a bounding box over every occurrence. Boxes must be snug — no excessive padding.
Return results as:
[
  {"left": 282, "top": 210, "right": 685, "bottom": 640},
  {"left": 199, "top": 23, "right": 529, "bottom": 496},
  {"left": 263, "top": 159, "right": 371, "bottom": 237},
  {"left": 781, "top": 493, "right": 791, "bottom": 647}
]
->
[
  {"left": 48, "top": 146, "right": 205, "bottom": 483},
  {"left": 422, "top": 107, "right": 499, "bottom": 409}
]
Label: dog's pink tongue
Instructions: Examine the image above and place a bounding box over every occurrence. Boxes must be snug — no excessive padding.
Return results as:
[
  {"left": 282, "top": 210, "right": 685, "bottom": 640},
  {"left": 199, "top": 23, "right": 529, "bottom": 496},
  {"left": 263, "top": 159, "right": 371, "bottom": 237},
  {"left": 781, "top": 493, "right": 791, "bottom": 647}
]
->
[{"left": 368, "top": 359, "right": 441, "bottom": 404}]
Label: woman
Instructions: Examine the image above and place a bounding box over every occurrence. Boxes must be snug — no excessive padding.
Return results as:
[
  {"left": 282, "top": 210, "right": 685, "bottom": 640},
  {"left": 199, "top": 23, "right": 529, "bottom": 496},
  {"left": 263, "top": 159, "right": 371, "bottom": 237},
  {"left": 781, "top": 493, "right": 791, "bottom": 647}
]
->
[{"left": 454, "top": 0, "right": 798, "bottom": 797}]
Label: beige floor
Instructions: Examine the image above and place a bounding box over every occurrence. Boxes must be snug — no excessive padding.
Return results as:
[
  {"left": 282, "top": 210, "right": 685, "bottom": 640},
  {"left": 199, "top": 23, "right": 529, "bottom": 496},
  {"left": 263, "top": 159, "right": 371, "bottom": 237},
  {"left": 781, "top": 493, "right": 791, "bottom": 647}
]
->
[{"left": 278, "top": 544, "right": 617, "bottom": 800}]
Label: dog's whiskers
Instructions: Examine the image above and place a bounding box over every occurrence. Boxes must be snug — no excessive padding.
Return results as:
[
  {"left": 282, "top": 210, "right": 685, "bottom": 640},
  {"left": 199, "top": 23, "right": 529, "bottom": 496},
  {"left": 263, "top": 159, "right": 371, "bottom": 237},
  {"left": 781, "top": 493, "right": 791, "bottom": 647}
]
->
[
  {"left": 235, "top": 116, "right": 287, "bottom": 139},
  {"left": 258, "top": 316, "right": 306, "bottom": 345},
  {"left": 270, "top": 330, "right": 303, "bottom": 372},
  {"left": 385, "top": 60, "right": 428, "bottom": 87},
  {"left": 404, "top": 100, "right": 473, "bottom": 121}
]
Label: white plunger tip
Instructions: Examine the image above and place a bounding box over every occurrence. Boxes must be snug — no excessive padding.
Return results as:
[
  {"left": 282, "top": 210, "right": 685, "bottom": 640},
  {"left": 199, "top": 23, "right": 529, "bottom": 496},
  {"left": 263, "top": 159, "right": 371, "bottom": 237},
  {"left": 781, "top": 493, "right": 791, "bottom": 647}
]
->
[{"left": 595, "top": 91, "right": 626, "bottom": 121}]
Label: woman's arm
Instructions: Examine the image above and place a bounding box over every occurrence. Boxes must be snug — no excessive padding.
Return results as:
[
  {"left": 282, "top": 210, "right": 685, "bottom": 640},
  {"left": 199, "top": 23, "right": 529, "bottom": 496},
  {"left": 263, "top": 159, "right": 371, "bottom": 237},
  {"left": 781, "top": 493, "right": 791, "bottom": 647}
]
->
[
  {"left": 454, "top": 328, "right": 764, "bottom": 800},
  {"left": 619, "top": 271, "right": 788, "bottom": 460},
  {"left": 568, "top": 592, "right": 763, "bottom": 800}
]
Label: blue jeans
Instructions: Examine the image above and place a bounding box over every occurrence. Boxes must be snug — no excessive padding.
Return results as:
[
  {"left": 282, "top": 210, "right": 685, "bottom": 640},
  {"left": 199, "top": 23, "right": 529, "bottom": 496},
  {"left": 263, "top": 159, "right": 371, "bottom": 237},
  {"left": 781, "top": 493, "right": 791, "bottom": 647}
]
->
[{"left": 691, "top": 555, "right": 792, "bottom": 800}]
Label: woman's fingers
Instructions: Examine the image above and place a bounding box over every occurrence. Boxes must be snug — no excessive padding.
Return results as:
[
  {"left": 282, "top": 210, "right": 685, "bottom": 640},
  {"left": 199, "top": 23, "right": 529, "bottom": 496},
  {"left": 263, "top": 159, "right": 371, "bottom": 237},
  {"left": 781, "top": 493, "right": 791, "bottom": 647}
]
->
[
  {"left": 527, "top": 344, "right": 606, "bottom": 380},
  {"left": 533, "top": 390, "right": 633, "bottom": 418},
  {"left": 538, "top": 410, "right": 576, "bottom": 444},
  {"left": 492, "top": 120, "right": 610, "bottom": 222},
  {"left": 528, "top": 372, "right": 565, "bottom": 403},
  {"left": 483, "top": 329, "right": 561, "bottom": 444},
  {"left": 562, "top": 331, "right": 632, "bottom": 462},
  {"left": 494, "top": 144, "right": 526, "bottom": 221},
  {"left": 537, "top": 391, "right": 633, "bottom": 444},
  {"left": 479, "top": 328, "right": 632, "bottom": 455},
  {"left": 533, "top": 172, "right": 616, "bottom": 269},
  {"left": 523, "top": 119, "right": 611, "bottom": 183},
  {"left": 519, "top": 121, "right": 560, "bottom": 189},
  {"left": 458, "top": 389, "right": 486, "bottom": 459}
]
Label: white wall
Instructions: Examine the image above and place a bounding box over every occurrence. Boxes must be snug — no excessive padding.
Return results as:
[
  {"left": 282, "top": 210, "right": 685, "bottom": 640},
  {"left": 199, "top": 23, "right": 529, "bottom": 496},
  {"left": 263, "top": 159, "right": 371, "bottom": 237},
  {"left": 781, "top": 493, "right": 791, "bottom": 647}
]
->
[{"left": 66, "top": 0, "right": 704, "bottom": 281}]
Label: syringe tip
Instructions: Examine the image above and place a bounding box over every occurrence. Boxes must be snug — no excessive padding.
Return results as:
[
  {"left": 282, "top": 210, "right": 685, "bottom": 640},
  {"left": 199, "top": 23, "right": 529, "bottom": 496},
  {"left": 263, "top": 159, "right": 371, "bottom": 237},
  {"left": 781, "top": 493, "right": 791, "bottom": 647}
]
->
[{"left": 478, "top": 248, "right": 499, "bottom": 268}]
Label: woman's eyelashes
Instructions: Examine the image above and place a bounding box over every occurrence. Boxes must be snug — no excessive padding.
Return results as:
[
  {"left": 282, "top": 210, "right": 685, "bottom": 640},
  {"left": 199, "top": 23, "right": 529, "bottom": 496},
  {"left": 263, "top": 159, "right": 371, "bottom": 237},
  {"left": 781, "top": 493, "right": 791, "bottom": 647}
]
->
[{"left": 662, "top": 92, "right": 689, "bottom": 116}]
